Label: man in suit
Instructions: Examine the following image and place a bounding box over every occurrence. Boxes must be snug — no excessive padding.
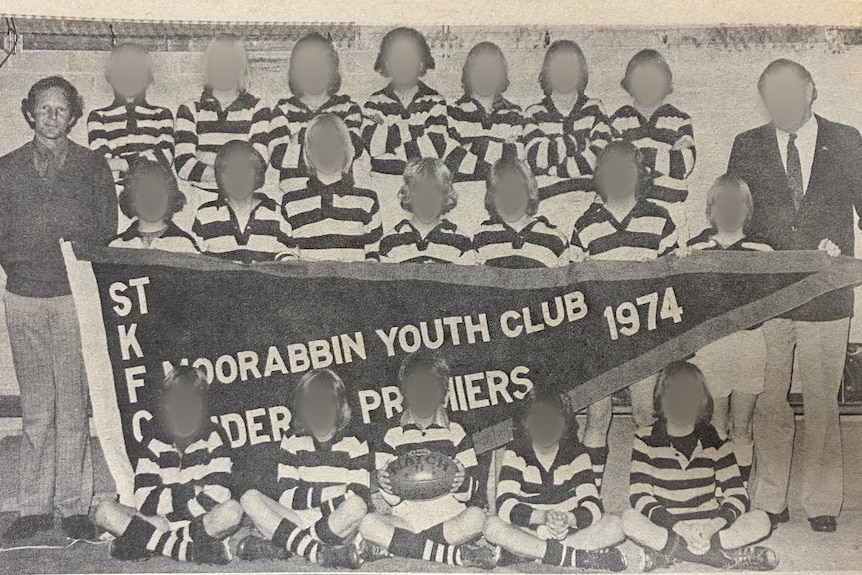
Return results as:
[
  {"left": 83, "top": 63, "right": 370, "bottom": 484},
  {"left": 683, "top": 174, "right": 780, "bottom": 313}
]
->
[{"left": 728, "top": 59, "right": 862, "bottom": 533}]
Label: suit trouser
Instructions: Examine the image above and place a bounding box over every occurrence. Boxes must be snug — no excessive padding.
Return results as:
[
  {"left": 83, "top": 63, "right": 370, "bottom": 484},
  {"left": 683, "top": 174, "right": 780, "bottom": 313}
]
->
[
  {"left": 751, "top": 317, "right": 849, "bottom": 518},
  {"left": 4, "top": 291, "right": 93, "bottom": 517}
]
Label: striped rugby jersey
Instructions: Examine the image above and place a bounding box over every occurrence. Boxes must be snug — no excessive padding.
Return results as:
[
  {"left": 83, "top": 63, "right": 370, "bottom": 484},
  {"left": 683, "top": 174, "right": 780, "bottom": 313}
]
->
[
  {"left": 276, "top": 427, "right": 373, "bottom": 510},
  {"left": 379, "top": 219, "right": 471, "bottom": 264},
  {"left": 133, "top": 423, "right": 233, "bottom": 522},
  {"left": 193, "top": 193, "right": 297, "bottom": 263},
  {"left": 268, "top": 94, "right": 368, "bottom": 193},
  {"left": 361, "top": 82, "right": 479, "bottom": 177},
  {"left": 570, "top": 199, "right": 678, "bottom": 261},
  {"left": 175, "top": 89, "right": 271, "bottom": 192},
  {"left": 283, "top": 177, "right": 382, "bottom": 262},
  {"left": 471, "top": 216, "right": 570, "bottom": 268},
  {"left": 496, "top": 439, "right": 602, "bottom": 530},
  {"left": 524, "top": 94, "right": 612, "bottom": 228},
  {"left": 447, "top": 94, "right": 526, "bottom": 182},
  {"left": 688, "top": 229, "right": 773, "bottom": 253},
  {"left": 109, "top": 220, "right": 199, "bottom": 253},
  {"left": 376, "top": 407, "right": 480, "bottom": 506},
  {"left": 87, "top": 96, "right": 175, "bottom": 185},
  {"left": 630, "top": 421, "right": 749, "bottom": 529},
  {"left": 609, "top": 103, "right": 696, "bottom": 204}
]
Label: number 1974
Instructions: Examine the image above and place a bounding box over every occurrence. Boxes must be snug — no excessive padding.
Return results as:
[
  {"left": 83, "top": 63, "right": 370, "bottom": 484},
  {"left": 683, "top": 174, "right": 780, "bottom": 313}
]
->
[{"left": 602, "top": 287, "right": 684, "bottom": 341}]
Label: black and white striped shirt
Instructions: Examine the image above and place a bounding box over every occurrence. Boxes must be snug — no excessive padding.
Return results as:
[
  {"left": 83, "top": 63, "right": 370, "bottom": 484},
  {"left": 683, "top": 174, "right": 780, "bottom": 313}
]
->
[
  {"left": 687, "top": 229, "right": 773, "bottom": 253},
  {"left": 193, "top": 193, "right": 297, "bottom": 263},
  {"left": 379, "top": 219, "right": 471, "bottom": 264},
  {"left": 268, "top": 94, "right": 367, "bottom": 193},
  {"left": 570, "top": 199, "right": 678, "bottom": 261},
  {"left": 276, "top": 427, "right": 373, "bottom": 510},
  {"left": 133, "top": 424, "right": 233, "bottom": 522},
  {"left": 282, "top": 177, "right": 382, "bottom": 262},
  {"left": 609, "top": 104, "right": 696, "bottom": 205},
  {"left": 175, "top": 89, "right": 271, "bottom": 193},
  {"left": 109, "top": 220, "right": 199, "bottom": 253},
  {"left": 496, "top": 440, "right": 602, "bottom": 530},
  {"left": 524, "top": 94, "right": 612, "bottom": 228},
  {"left": 87, "top": 96, "right": 175, "bottom": 186},
  {"left": 630, "top": 421, "right": 749, "bottom": 529},
  {"left": 471, "top": 216, "right": 570, "bottom": 268}
]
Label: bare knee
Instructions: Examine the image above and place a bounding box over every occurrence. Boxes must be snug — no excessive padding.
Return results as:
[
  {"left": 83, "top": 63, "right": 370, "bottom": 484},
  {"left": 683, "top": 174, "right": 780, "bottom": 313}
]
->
[
  {"left": 596, "top": 514, "right": 625, "bottom": 542},
  {"left": 240, "top": 489, "right": 264, "bottom": 513},
  {"left": 94, "top": 500, "right": 122, "bottom": 528},
  {"left": 747, "top": 510, "right": 772, "bottom": 540},
  {"left": 359, "top": 513, "right": 386, "bottom": 538},
  {"left": 216, "top": 499, "right": 244, "bottom": 525},
  {"left": 621, "top": 508, "right": 642, "bottom": 535},
  {"left": 342, "top": 493, "right": 369, "bottom": 519},
  {"left": 482, "top": 516, "right": 508, "bottom": 545},
  {"left": 460, "top": 506, "right": 486, "bottom": 530}
]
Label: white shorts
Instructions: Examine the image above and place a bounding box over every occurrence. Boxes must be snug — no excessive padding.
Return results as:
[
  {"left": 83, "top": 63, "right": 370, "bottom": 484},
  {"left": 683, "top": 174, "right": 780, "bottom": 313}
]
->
[
  {"left": 392, "top": 495, "right": 466, "bottom": 533},
  {"left": 692, "top": 328, "right": 767, "bottom": 398}
]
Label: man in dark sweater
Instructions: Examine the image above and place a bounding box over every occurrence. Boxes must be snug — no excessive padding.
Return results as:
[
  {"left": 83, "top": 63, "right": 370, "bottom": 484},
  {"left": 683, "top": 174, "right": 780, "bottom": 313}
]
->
[
  {"left": 0, "top": 77, "right": 117, "bottom": 541},
  {"left": 727, "top": 60, "right": 862, "bottom": 534}
]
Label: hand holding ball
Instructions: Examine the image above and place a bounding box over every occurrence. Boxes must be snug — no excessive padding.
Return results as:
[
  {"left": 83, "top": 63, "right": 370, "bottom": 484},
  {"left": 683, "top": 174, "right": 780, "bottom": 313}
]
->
[{"left": 386, "top": 449, "right": 460, "bottom": 501}]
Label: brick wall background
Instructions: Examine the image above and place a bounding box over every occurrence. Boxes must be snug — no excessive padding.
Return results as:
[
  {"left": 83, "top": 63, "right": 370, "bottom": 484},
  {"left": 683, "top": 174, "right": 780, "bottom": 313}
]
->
[{"left": 1, "top": 25, "right": 861, "bottom": 394}]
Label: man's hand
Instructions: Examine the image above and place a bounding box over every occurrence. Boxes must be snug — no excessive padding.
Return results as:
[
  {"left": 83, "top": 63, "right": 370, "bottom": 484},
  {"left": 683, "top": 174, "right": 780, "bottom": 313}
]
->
[
  {"left": 544, "top": 510, "right": 570, "bottom": 540},
  {"left": 377, "top": 467, "right": 394, "bottom": 495},
  {"left": 818, "top": 238, "right": 842, "bottom": 257},
  {"left": 450, "top": 460, "right": 466, "bottom": 494}
]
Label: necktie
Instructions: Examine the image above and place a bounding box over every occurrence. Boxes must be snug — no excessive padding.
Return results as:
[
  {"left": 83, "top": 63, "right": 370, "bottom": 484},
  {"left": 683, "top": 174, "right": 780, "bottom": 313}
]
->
[
  {"left": 37, "top": 146, "right": 58, "bottom": 185},
  {"left": 786, "top": 132, "right": 804, "bottom": 210}
]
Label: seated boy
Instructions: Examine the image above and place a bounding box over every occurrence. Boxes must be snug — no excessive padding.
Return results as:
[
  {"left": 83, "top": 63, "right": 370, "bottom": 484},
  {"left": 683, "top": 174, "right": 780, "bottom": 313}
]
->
[
  {"left": 622, "top": 361, "right": 778, "bottom": 572},
  {"left": 359, "top": 350, "right": 497, "bottom": 569},
  {"left": 94, "top": 366, "right": 242, "bottom": 564},
  {"left": 483, "top": 388, "right": 627, "bottom": 571}
]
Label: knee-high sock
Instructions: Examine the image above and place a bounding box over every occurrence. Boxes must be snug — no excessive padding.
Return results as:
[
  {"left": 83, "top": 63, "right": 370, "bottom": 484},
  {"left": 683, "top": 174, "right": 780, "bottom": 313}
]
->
[
  {"left": 542, "top": 539, "right": 580, "bottom": 567},
  {"left": 586, "top": 445, "right": 609, "bottom": 488},
  {"left": 272, "top": 518, "right": 320, "bottom": 563},
  {"left": 309, "top": 514, "right": 342, "bottom": 546},
  {"left": 389, "top": 527, "right": 463, "bottom": 565},
  {"left": 122, "top": 516, "right": 194, "bottom": 562}
]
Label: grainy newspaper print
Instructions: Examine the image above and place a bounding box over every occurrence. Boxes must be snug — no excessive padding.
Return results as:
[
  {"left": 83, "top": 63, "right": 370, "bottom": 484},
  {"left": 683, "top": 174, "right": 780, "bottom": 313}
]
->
[{"left": 0, "top": 1, "right": 861, "bottom": 573}]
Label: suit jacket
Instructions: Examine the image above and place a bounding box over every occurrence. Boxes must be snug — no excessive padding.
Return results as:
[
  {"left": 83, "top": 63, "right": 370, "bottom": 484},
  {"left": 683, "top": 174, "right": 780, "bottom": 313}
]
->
[{"left": 727, "top": 115, "right": 862, "bottom": 321}]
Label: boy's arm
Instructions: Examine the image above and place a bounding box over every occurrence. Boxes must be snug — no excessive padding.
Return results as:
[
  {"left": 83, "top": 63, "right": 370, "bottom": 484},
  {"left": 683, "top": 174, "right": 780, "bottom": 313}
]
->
[
  {"left": 712, "top": 440, "right": 749, "bottom": 527},
  {"left": 249, "top": 101, "right": 272, "bottom": 164},
  {"left": 363, "top": 193, "right": 383, "bottom": 261},
  {"left": 154, "top": 108, "right": 176, "bottom": 168},
  {"left": 450, "top": 425, "right": 480, "bottom": 503},
  {"left": 268, "top": 104, "right": 291, "bottom": 170},
  {"left": 133, "top": 452, "right": 170, "bottom": 517},
  {"left": 657, "top": 217, "right": 679, "bottom": 257},
  {"left": 275, "top": 210, "right": 299, "bottom": 261},
  {"left": 86, "top": 111, "right": 127, "bottom": 174},
  {"left": 630, "top": 435, "right": 680, "bottom": 529},
  {"left": 495, "top": 450, "right": 545, "bottom": 527},
  {"left": 185, "top": 430, "right": 233, "bottom": 517},
  {"left": 524, "top": 101, "right": 610, "bottom": 177},
  {"left": 174, "top": 103, "right": 216, "bottom": 185},
  {"left": 559, "top": 451, "right": 603, "bottom": 531},
  {"left": 375, "top": 431, "right": 403, "bottom": 507}
]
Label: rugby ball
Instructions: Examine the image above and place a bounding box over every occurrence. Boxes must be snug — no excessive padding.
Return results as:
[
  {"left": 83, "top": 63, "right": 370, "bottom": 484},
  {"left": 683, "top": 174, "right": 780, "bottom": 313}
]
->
[{"left": 388, "top": 449, "right": 458, "bottom": 501}]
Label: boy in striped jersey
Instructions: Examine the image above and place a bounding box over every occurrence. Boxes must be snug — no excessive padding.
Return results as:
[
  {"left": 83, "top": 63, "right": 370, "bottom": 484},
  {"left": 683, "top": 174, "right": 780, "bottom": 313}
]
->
[
  {"left": 610, "top": 50, "right": 696, "bottom": 243},
  {"left": 362, "top": 28, "right": 482, "bottom": 231},
  {"left": 572, "top": 142, "right": 679, "bottom": 491},
  {"left": 238, "top": 369, "right": 369, "bottom": 569},
  {"left": 194, "top": 141, "right": 297, "bottom": 263},
  {"left": 622, "top": 362, "right": 777, "bottom": 571},
  {"left": 483, "top": 389, "right": 627, "bottom": 571},
  {"left": 109, "top": 160, "right": 199, "bottom": 253},
  {"left": 359, "top": 350, "right": 497, "bottom": 569},
  {"left": 380, "top": 158, "right": 472, "bottom": 264},
  {"left": 175, "top": 34, "right": 270, "bottom": 195},
  {"left": 88, "top": 43, "right": 175, "bottom": 230},
  {"left": 268, "top": 33, "right": 370, "bottom": 196},
  {"left": 447, "top": 42, "right": 527, "bottom": 235},
  {"left": 524, "top": 40, "right": 612, "bottom": 233},
  {"left": 94, "top": 367, "right": 242, "bottom": 564},
  {"left": 471, "top": 158, "right": 570, "bottom": 269},
  {"left": 689, "top": 175, "right": 773, "bottom": 483},
  {"left": 282, "top": 114, "right": 382, "bottom": 262}
]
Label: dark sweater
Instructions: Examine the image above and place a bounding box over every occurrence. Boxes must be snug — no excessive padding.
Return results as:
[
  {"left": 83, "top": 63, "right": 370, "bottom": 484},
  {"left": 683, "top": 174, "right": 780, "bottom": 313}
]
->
[{"left": 0, "top": 140, "right": 117, "bottom": 297}]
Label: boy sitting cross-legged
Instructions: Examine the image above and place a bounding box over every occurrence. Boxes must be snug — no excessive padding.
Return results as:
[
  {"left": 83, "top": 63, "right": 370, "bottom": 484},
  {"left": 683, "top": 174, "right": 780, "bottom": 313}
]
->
[
  {"left": 94, "top": 366, "right": 242, "bottom": 564},
  {"left": 483, "top": 388, "right": 627, "bottom": 571},
  {"left": 359, "top": 350, "right": 497, "bottom": 569}
]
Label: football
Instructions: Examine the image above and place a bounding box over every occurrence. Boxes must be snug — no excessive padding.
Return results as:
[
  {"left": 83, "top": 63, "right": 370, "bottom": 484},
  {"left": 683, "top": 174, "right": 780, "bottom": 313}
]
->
[{"left": 387, "top": 449, "right": 458, "bottom": 501}]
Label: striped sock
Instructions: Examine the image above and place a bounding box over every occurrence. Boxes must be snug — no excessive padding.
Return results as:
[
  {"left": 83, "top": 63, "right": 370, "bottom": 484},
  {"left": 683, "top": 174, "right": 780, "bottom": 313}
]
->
[
  {"left": 310, "top": 514, "right": 342, "bottom": 546},
  {"left": 319, "top": 494, "right": 347, "bottom": 517},
  {"left": 123, "top": 516, "right": 194, "bottom": 562},
  {"left": 542, "top": 539, "right": 579, "bottom": 567},
  {"left": 272, "top": 518, "right": 320, "bottom": 562},
  {"left": 586, "top": 445, "right": 609, "bottom": 488},
  {"left": 389, "top": 527, "right": 462, "bottom": 565}
]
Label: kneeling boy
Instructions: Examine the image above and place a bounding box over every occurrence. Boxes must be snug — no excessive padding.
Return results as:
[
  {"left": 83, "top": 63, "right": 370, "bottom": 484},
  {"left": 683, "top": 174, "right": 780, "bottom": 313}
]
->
[{"left": 94, "top": 366, "right": 242, "bottom": 564}]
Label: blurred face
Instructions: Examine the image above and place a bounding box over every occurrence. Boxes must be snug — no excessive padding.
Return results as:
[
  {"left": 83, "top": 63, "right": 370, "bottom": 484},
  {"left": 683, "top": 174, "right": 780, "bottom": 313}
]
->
[
  {"left": 110, "top": 51, "right": 151, "bottom": 99},
  {"left": 403, "top": 368, "right": 446, "bottom": 420},
  {"left": 711, "top": 186, "right": 748, "bottom": 233},
  {"left": 660, "top": 373, "right": 706, "bottom": 428},
  {"left": 220, "top": 152, "right": 258, "bottom": 201},
  {"left": 547, "top": 50, "right": 583, "bottom": 95},
  {"left": 493, "top": 171, "right": 530, "bottom": 223},
  {"left": 207, "top": 41, "right": 244, "bottom": 92},
  {"left": 134, "top": 172, "right": 171, "bottom": 224},
  {"left": 308, "top": 124, "right": 346, "bottom": 177},
  {"left": 293, "top": 43, "right": 334, "bottom": 98},
  {"left": 760, "top": 66, "right": 814, "bottom": 132},
  {"left": 597, "top": 152, "right": 639, "bottom": 201},
  {"left": 411, "top": 176, "right": 446, "bottom": 224},
  {"left": 164, "top": 386, "right": 206, "bottom": 439},
  {"left": 469, "top": 51, "right": 505, "bottom": 99},
  {"left": 301, "top": 381, "right": 340, "bottom": 438},
  {"left": 31, "top": 87, "right": 73, "bottom": 141},
  {"left": 386, "top": 35, "right": 424, "bottom": 90},
  {"left": 524, "top": 402, "right": 566, "bottom": 449},
  {"left": 628, "top": 62, "right": 668, "bottom": 109}
]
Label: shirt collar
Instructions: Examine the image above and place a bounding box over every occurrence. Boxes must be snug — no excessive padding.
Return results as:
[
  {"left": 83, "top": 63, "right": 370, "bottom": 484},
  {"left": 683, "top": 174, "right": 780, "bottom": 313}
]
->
[
  {"left": 112, "top": 93, "right": 148, "bottom": 107},
  {"left": 649, "top": 418, "right": 721, "bottom": 449},
  {"left": 33, "top": 136, "right": 69, "bottom": 159},
  {"left": 400, "top": 406, "right": 449, "bottom": 429},
  {"left": 383, "top": 81, "right": 436, "bottom": 104},
  {"left": 775, "top": 113, "right": 818, "bottom": 142},
  {"left": 201, "top": 87, "right": 256, "bottom": 111}
]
